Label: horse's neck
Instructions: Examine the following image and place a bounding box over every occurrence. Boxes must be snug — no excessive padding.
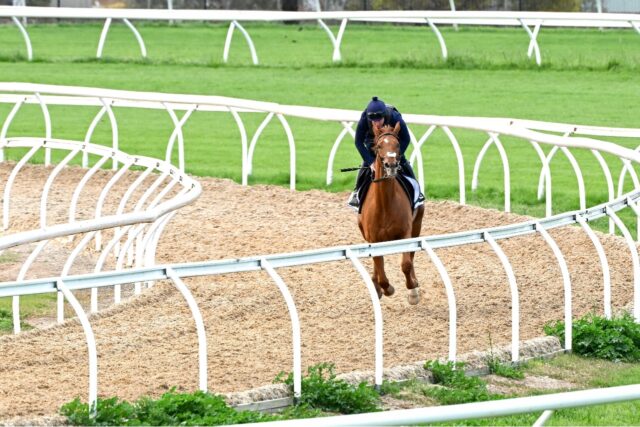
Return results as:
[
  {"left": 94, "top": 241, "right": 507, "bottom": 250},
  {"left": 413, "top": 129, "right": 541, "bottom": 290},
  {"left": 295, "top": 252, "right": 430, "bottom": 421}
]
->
[{"left": 371, "top": 162, "right": 398, "bottom": 210}]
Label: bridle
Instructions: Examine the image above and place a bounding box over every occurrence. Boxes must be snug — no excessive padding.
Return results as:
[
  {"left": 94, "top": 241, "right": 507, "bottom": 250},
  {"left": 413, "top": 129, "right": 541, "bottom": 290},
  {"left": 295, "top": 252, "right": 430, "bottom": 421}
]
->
[{"left": 372, "top": 132, "right": 401, "bottom": 183}]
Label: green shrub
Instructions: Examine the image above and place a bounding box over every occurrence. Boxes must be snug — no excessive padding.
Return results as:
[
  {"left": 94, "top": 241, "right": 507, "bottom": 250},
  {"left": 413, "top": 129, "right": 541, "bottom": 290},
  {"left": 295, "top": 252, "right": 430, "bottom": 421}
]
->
[
  {"left": 60, "top": 390, "right": 278, "bottom": 426},
  {"left": 423, "top": 360, "right": 496, "bottom": 404},
  {"left": 544, "top": 312, "right": 640, "bottom": 362},
  {"left": 61, "top": 397, "right": 136, "bottom": 426},
  {"left": 277, "top": 362, "right": 381, "bottom": 414}
]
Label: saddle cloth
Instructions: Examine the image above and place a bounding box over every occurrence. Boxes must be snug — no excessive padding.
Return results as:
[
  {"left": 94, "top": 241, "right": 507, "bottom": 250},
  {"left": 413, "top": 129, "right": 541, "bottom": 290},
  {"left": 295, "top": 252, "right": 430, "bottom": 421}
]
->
[{"left": 357, "top": 173, "right": 424, "bottom": 214}]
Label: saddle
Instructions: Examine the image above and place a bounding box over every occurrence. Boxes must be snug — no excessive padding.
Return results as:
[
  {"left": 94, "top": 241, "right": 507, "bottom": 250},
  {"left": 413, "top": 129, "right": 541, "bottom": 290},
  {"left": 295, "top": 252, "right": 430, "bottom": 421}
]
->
[{"left": 357, "top": 171, "right": 425, "bottom": 214}]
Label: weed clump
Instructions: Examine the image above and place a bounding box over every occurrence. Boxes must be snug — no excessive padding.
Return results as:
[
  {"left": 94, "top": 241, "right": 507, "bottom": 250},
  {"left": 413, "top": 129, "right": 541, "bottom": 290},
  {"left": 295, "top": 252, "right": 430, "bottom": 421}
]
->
[
  {"left": 486, "top": 357, "right": 525, "bottom": 380},
  {"left": 423, "top": 360, "right": 500, "bottom": 404},
  {"left": 62, "top": 362, "right": 380, "bottom": 425},
  {"left": 60, "top": 390, "right": 277, "bottom": 426},
  {"left": 544, "top": 312, "right": 640, "bottom": 362},
  {"left": 277, "top": 362, "right": 381, "bottom": 414}
]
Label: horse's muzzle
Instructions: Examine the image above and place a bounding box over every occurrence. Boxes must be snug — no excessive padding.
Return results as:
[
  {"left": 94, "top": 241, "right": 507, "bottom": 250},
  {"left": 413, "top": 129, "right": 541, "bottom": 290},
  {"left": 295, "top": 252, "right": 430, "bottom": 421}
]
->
[
  {"left": 383, "top": 162, "right": 400, "bottom": 178},
  {"left": 372, "top": 163, "right": 401, "bottom": 182}
]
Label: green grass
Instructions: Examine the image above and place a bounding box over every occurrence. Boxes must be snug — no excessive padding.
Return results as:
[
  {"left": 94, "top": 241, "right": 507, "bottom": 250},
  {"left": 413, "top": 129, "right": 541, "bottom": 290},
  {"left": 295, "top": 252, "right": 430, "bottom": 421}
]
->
[
  {"left": 0, "top": 23, "right": 639, "bottom": 70},
  {"left": 379, "top": 354, "right": 640, "bottom": 426},
  {"left": 461, "top": 355, "right": 640, "bottom": 425},
  {"left": 0, "top": 250, "right": 55, "bottom": 334},
  {"left": 0, "top": 307, "right": 33, "bottom": 333},
  {"left": 60, "top": 356, "right": 639, "bottom": 425},
  {"left": 61, "top": 362, "right": 379, "bottom": 425},
  {"left": 0, "top": 23, "right": 638, "bottom": 231},
  {"left": 0, "top": 20, "right": 638, "bottom": 424},
  {"left": 0, "top": 294, "right": 56, "bottom": 334},
  {"left": 423, "top": 360, "right": 501, "bottom": 404}
]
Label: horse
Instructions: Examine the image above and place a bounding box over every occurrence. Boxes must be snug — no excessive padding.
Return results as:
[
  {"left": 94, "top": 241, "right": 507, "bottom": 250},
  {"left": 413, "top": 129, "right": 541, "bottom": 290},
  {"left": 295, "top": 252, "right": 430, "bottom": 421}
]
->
[{"left": 358, "top": 122, "right": 425, "bottom": 305}]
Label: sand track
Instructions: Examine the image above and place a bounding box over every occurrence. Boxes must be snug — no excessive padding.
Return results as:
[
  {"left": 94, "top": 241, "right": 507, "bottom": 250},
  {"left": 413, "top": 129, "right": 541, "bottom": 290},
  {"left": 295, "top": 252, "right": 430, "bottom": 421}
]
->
[{"left": 0, "top": 167, "right": 635, "bottom": 418}]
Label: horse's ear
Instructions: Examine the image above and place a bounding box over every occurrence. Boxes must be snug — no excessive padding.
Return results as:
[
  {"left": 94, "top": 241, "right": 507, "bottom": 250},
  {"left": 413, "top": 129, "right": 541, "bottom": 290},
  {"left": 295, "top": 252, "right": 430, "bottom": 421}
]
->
[
  {"left": 372, "top": 121, "right": 382, "bottom": 137},
  {"left": 393, "top": 122, "right": 401, "bottom": 136}
]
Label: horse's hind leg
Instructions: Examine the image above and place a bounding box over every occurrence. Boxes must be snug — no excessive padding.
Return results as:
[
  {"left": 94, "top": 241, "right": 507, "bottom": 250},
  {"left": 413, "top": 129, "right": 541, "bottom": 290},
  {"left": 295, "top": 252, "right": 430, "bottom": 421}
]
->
[
  {"left": 373, "top": 256, "right": 395, "bottom": 297},
  {"left": 402, "top": 252, "right": 420, "bottom": 305}
]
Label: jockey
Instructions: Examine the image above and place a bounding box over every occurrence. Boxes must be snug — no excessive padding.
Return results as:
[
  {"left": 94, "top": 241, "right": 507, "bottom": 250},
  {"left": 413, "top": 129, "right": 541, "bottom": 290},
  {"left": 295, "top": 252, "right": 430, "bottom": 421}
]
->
[{"left": 347, "top": 96, "right": 423, "bottom": 209}]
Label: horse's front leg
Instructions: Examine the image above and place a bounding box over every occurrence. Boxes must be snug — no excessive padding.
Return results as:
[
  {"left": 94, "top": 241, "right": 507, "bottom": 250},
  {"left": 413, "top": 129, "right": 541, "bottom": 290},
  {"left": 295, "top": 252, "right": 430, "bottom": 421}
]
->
[
  {"left": 401, "top": 252, "right": 420, "bottom": 305},
  {"left": 373, "top": 256, "right": 395, "bottom": 298}
]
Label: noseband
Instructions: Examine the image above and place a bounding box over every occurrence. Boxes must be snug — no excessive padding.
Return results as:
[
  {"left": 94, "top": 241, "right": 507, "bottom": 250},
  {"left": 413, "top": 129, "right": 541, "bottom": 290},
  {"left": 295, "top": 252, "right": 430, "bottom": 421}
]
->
[{"left": 372, "top": 132, "right": 401, "bottom": 183}]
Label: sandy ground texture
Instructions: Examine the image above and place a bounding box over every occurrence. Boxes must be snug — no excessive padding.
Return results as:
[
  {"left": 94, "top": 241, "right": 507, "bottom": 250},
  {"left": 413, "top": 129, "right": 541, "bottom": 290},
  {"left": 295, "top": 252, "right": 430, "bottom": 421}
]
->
[{"left": 0, "top": 164, "right": 636, "bottom": 418}]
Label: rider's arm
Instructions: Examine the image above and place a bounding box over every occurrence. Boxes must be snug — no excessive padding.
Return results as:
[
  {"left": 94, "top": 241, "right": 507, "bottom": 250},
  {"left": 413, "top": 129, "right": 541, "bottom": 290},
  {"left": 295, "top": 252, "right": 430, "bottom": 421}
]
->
[
  {"left": 355, "top": 112, "right": 375, "bottom": 165},
  {"left": 397, "top": 115, "right": 411, "bottom": 156}
]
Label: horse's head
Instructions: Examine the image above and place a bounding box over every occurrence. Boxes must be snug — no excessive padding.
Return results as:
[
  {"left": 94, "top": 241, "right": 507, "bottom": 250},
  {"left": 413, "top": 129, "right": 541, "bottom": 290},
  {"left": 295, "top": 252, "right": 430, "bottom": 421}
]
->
[{"left": 372, "top": 122, "right": 402, "bottom": 180}]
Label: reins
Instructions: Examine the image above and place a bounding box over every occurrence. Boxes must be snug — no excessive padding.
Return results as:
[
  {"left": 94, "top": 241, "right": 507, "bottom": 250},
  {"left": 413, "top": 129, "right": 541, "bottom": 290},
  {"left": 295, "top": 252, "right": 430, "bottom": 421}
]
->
[{"left": 372, "top": 132, "right": 400, "bottom": 183}]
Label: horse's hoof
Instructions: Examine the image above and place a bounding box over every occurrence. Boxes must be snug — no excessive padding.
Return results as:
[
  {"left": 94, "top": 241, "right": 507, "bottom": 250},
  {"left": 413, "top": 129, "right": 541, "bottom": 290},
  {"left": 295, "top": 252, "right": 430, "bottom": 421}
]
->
[
  {"left": 383, "top": 285, "right": 395, "bottom": 297},
  {"left": 408, "top": 288, "right": 420, "bottom": 305}
]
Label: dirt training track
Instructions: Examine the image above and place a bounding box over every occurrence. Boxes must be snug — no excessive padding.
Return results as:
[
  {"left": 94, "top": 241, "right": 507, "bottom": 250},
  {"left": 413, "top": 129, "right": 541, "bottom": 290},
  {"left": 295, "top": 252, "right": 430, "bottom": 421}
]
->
[{"left": 0, "top": 165, "right": 635, "bottom": 418}]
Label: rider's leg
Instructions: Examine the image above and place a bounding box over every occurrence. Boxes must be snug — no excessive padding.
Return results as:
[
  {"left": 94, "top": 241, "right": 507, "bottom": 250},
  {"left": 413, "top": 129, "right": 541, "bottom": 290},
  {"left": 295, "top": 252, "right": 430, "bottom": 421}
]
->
[
  {"left": 401, "top": 158, "right": 425, "bottom": 201},
  {"left": 348, "top": 163, "right": 369, "bottom": 208},
  {"left": 401, "top": 158, "right": 417, "bottom": 180}
]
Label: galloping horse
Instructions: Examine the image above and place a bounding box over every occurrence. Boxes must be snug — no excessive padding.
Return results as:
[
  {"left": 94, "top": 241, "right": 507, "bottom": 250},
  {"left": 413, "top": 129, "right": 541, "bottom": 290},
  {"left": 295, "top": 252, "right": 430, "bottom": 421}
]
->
[{"left": 358, "top": 122, "right": 425, "bottom": 305}]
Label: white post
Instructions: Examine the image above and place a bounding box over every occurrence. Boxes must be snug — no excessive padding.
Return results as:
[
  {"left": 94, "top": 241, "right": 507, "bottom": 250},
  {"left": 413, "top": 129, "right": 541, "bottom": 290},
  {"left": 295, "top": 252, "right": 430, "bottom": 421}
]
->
[
  {"left": 56, "top": 280, "right": 98, "bottom": 417},
  {"left": 535, "top": 222, "right": 572, "bottom": 352},
  {"left": 613, "top": 202, "right": 640, "bottom": 322},
  {"left": 248, "top": 112, "right": 275, "bottom": 176},
  {"left": 534, "top": 410, "right": 555, "bottom": 427},
  {"left": 261, "top": 259, "right": 302, "bottom": 399},
  {"left": 484, "top": 232, "right": 520, "bottom": 362},
  {"left": 421, "top": 240, "right": 457, "bottom": 361},
  {"left": 276, "top": 114, "right": 297, "bottom": 191},
  {"left": 97, "top": 18, "right": 113, "bottom": 59},
  {"left": 166, "top": 268, "right": 208, "bottom": 392},
  {"left": 10, "top": 16, "right": 32, "bottom": 61},
  {"left": 345, "top": 248, "right": 384, "bottom": 387},
  {"left": 449, "top": 0, "right": 458, "bottom": 30},
  {"left": 576, "top": 216, "right": 611, "bottom": 319}
]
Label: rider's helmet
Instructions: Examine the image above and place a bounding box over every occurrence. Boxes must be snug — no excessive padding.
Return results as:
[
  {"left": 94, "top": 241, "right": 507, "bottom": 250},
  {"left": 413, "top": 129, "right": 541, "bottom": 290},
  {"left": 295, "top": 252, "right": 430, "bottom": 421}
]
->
[{"left": 366, "top": 96, "right": 386, "bottom": 122}]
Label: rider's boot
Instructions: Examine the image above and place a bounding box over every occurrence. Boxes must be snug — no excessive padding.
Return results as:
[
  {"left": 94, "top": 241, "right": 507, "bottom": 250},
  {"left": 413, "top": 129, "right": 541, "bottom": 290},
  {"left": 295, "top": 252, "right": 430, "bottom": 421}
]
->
[
  {"left": 347, "top": 165, "right": 369, "bottom": 209},
  {"left": 347, "top": 191, "right": 359, "bottom": 209}
]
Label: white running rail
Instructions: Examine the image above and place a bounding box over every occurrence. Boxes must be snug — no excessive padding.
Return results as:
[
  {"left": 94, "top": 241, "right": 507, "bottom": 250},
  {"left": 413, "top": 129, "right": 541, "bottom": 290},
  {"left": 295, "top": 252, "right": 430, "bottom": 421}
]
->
[
  {"left": 0, "top": 134, "right": 201, "bottom": 334},
  {"left": 2, "top": 83, "right": 640, "bottom": 423},
  {"left": 0, "top": 7, "right": 639, "bottom": 65},
  {"left": 2, "top": 82, "right": 640, "bottom": 210}
]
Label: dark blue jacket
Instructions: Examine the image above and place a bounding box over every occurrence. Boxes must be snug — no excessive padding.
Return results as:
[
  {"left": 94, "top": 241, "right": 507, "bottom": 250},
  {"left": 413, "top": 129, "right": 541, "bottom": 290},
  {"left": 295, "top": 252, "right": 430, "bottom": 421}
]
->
[{"left": 354, "top": 107, "right": 411, "bottom": 166}]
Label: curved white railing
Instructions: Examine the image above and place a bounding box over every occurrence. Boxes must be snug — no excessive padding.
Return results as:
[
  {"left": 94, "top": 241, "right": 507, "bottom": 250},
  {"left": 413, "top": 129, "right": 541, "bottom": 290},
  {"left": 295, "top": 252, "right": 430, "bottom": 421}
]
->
[
  {"left": 1, "top": 83, "right": 640, "bottom": 421},
  {"left": 0, "top": 134, "right": 201, "bottom": 334},
  {"left": 2, "top": 186, "right": 640, "bottom": 416},
  {"left": 3, "top": 82, "right": 640, "bottom": 209},
  {"left": 0, "top": 7, "right": 639, "bottom": 65}
]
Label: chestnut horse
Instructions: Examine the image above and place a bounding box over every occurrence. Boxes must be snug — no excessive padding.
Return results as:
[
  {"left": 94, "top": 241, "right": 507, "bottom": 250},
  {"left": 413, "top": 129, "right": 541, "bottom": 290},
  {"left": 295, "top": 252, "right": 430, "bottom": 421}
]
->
[{"left": 358, "top": 122, "right": 425, "bottom": 305}]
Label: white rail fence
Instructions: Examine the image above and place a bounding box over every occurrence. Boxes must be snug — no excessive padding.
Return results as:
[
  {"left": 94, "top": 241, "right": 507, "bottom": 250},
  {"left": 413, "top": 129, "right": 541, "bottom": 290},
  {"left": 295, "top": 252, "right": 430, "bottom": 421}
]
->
[
  {"left": 242, "top": 383, "right": 640, "bottom": 426},
  {"left": 3, "top": 83, "right": 640, "bottom": 214},
  {"left": 2, "top": 83, "right": 640, "bottom": 422},
  {"left": 0, "top": 133, "right": 202, "bottom": 334},
  {"left": 0, "top": 7, "right": 639, "bottom": 65},
  {"left": 1, "top": 189, "right": 640, "bottom": 420}
]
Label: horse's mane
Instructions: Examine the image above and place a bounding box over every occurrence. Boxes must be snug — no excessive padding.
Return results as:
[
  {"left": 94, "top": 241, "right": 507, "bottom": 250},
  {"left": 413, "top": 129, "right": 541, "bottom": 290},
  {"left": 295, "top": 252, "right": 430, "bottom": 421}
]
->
[
  {"left": 378, "top": 124, "right": 395, "bottom": 134},
  {"left": 374, "top": 123, "right": 398, "bottom": 141}
]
